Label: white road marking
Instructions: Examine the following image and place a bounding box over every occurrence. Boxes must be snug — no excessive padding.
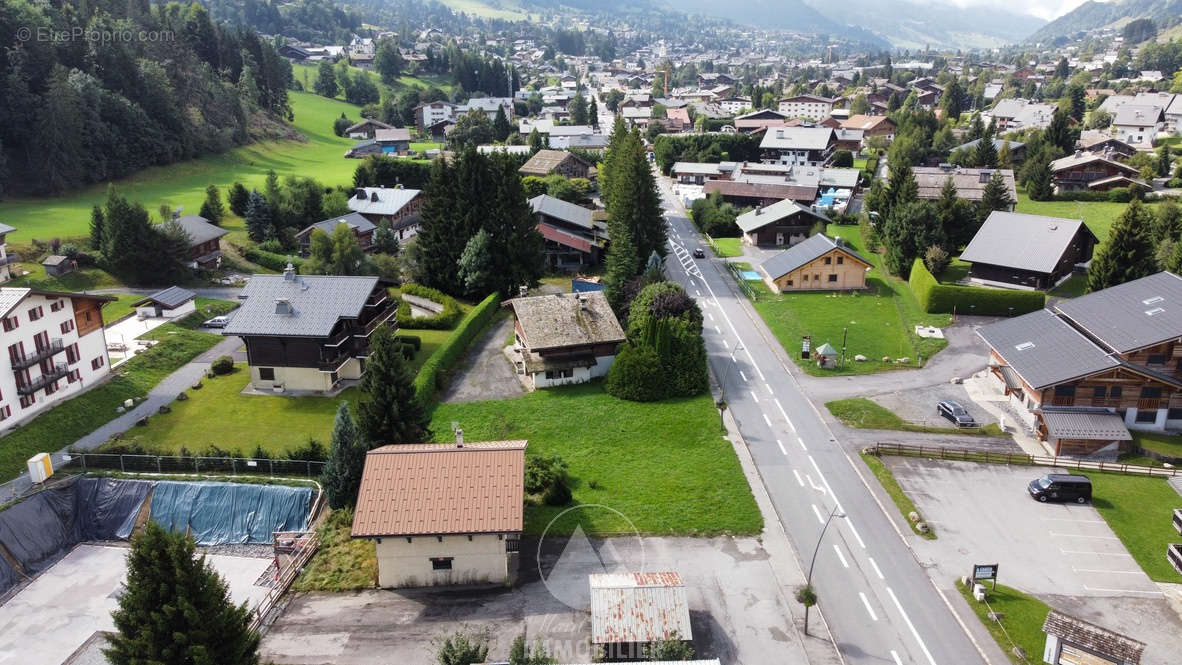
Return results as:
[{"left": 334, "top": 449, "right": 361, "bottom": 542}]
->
[
  {"left": 722, "top": 339, "right": 729, "bottom": 349},
  {"left": 714, "top": 325, "right": 722, "bottom": 334},
  {"left": 797, "top": 435, "right": 808, "bottom": 451},
  {"left": 765, "top": 382, "right": 774, "bottom": 394},
  {"left": 846, "top": 518, "right": 867, "bottom": 549},
  {"left": 859, "top": 592, "right": 878, "bottom": 621},
  {"left": 833, "top": 545, "right": 849, "bottom": 568},
  {"left": 1050, "top": 533, "right": 1119, "bottom": 540},
  {"left": 1072, "top": 568, "right": 1145, "bottom": 575},
  {"left": 868, "top": 557, "right": 884, "bottom": 580},
  {"left": 811, "top": 504, "right": 825, "bottom": 524},
  {"left": 751, "top": 391, "right": 760, "bottom": 403},
  {"left": 1060, "top": 549, "right": 1132, "bottom": 557},
  {"left": 773, "top": 399, "right": 794, "bottom": 431},
  {"left": 690, "top": 279, "right": 697, "bottom": 287},
  {"left": 696, "top": 289, "right": 702, "bottom": 296},
  {"left": 887, "top": 587, "right": 938, "bottom": 665},
  {"left": 792, "top": 469, "right": 804, "bottom": 486},
  {"left": 891, "top": 650, "right": 903, "bottom": 665},
  {"left": 777, "top": 439, "right": 787, "bottom": 455},
  {"left": 762, "top": 413, "right": 772, "bottom": 426},
  {"left": 1083, "top": 585, "right": 1163, "bottom": 595},
  {"left": 807, "top": 475, "right": 826, "bottom": 495},
  {"left": 707, "top": 312, "right": 714, "bottom": 321},
  {"left": 739, "top": 370, "right": 748, "bottom": 382}
]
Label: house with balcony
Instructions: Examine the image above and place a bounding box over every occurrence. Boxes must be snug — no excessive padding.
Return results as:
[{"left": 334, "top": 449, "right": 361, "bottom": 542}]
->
[
  {"left": 735, "top": 198, "right": 830, "bottom": 247},
  {"left": 759, "top": 127, "right": 836, "bottom": 167},
  {"left": 1049, "top": 152, "right": 1143, "bottom": 193},
  {"left": 0, "top": 223, "right": 17, "bottom": 283},
  {"left": 222, "top": 266, "right": 398, "bottom": 394},
  {"left": 776, "top": 95, "right": 837, "bottom": 121},
  {"left": 505, "top": 291, "right": 625, "bottom": 389},
  {"left": 174, "top": 214, "right": 229, "bottom": 270},
  {"left": 0, "top": 288, "right": 115, "bottom": 428},
  {"left": 529, "top": 195, "right": 608, "bottom": 271},
  {"left": 978, "top": 272, "right": 1182, "bottom": 456},
  {"left": 296, "top": 212, "right": 377, "bottom": 256},
  {"left": 346, "top": 187, "right": 424, "bottom": 240}
]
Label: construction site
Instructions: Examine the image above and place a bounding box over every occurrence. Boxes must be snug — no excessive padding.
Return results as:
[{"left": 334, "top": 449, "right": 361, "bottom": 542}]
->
[{"left": 0, "top": 476, "right": 322, "bottom": 665}]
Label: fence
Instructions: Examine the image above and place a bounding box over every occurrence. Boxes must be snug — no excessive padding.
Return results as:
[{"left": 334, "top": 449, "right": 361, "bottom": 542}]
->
[
  {"left": 723, "top": 259, "right": 762, "bottom": 302},
  {"left": 59, "top": 453, "right": 326, "bottom": 478},
  {"left": 868, "top": 442, "right": 1181, "bottom": 478}
]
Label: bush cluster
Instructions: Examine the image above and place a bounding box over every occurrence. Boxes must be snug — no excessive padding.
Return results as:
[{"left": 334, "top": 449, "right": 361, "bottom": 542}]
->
[
  {"left": 242, "top": 246, "right": 304, "bottom": 272},
  {"left": 412, "top": 292, "right": 501, "bottom": 404},
  {"left": 909, "top": 259, "right": 1045, "bottom": 316},
  {"left": 395, "top": 283, "right": 464, "bottom": 330},
  {"left": 210, "top": 355, "right": 234, "bottom": 375}
]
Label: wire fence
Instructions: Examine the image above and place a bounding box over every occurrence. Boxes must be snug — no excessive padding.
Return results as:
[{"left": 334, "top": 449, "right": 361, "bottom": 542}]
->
[
  {"left": 869, "top": 442, "right": 1181, "bottom": 477},
  {"left": 59, "top": 453, "right": 325, "bottom": 478}
]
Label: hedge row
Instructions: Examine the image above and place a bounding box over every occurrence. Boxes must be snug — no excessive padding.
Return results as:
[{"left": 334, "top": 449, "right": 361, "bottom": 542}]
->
[
  {"left": 395, "top": 283, "right": 464, "bottom": 330},
  {"left": 1053, "top": 187, "right": 1140, "bottom": 203},
  {"left": 242, "top": 246, "right": 304, "bottom": 272},
  {"left": 412, "top": 292, "right": 501, "bottom": 404},
  {"left": 909, "top": 259, "right": 1045, "bottom": 316}
]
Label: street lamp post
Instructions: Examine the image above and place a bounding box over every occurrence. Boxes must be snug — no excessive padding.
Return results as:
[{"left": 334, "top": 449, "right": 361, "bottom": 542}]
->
[{"left": 800, "top": 505, "right": 845, "bottom": 636}]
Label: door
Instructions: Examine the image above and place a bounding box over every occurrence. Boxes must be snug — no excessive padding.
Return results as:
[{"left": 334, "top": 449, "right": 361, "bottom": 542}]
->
[{"left": 776, "top": 233, "right": 785, "bottom": 246}]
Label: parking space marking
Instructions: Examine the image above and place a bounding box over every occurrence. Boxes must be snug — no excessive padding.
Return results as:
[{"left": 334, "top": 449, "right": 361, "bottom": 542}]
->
[
  {"left": 1050, "top": 533, "right": 1119, "bottom": 540},
  {"left": 859, "top": 592, "right": 878, "bottom": 621},
  {"left": 1083, "top": 585, "right": 1163, "bottom": 596},
  {"left": 1072, "top": 568, "right": 1145, "bottom": 575},
  {"left": 890, "top": 650, "right": 903, "bottom": 665},
  {"left": 811, "top": 504, "right": 825, "bottom": 524},
  {"left": 868, "top": 557, "right": 884, "bottom": 580},
  {"left": 1060, "top": 549, "right": 1132, "bottom": 557},
  {"left": 739, "top": 370, "right": 748, "bottom": 382},
  {"left": 887, "top": 586, "right": 938, "bottom": 665},
  {"left": 834, "top": 545, "right": 849, "bottom": 568},
  {"left": 792, "top": 469, "right": 804, "bottom": 486}
]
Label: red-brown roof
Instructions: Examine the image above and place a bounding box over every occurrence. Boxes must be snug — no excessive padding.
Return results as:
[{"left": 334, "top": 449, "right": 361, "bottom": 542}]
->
[
  {"left": 351, "top": 441, "right": 526, "bottom": 537},
  {"left": 538, "top": 222, "right": 593, "bottom": 253},
  {"left": 703, "top": 179, "right": 817, "bottom": 203}
]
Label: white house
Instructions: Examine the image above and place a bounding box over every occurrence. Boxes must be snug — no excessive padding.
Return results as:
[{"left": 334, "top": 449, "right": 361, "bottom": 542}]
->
[
  {"left": 1111, "top": 105, "right": 1165, "bottom": 149},
  {"left": 776, "top": 94, "right": 837, "bottom": 121},
  {"left": 506, "top": 292, "right": 625, "bottom": 389},
  {"left": 0, "top": 288, "right": 114, "bottom": 428}
]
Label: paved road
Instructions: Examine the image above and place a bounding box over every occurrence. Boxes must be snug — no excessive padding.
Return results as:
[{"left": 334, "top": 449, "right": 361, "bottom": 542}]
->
[{"left": 657, "top": 178, "right": 985, "bottom": 665}]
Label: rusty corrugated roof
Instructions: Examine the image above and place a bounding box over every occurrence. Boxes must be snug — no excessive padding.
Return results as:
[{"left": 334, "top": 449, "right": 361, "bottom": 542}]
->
[
  {"left": 590, "top": 572, "right": 693, "bottom": 645},
  {"left": 351, "top": 441, "right": 526, "bottom": 538}
]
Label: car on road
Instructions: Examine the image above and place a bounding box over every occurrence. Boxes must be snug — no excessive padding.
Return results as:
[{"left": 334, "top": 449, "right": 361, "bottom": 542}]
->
[
  {"left": 1028, "top": 474, "right": 1092, "bottom": 503},
  {"left": 693, "top": 248, "right": 706, "bottom": 258},
  {"left": 203, "top": 315, "right": 230, "bottom": 328},
  {"left": 936, "top": 400, "right": 975, "bottom": 427}
]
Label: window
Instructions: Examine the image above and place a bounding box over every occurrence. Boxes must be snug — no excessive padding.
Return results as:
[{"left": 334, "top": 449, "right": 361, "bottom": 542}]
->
[
  {"left": 33, "top": 331, "right": 48, "bottom": 351},
  {"left": 67, "top": 369, "right": 79, "bottom": 384},
  {"left": 19, "top": 394, "right": 34, "bottom": 409},
  {"left": 1135, "top": 409, "right": 1157, "bottom": 423},
  {"left": 837, "top": 256, "right": 844, "bottom": 265},
  {"left": 0, "top": 405, "right": 10, "bottom": 421},
  {"left": 7, "top": 343, "right": 23, "bottom": 365},
  {"left": 824, "top": 256, "right": 832, "bottom": 265},
  {"left": 1141, "top": 387, "right": 1163, "bottom": 398},
  {"left": 1, "top": 317, "right": 17, "bottom": 332},
  {"left": 65, "top": 344, "right": 79, "bottom": 365},
  {"left": 828, "top": 274, "right": 838, "bottom": 282},
  {"left": 91, "top": 356, "right": 105, "bottom": 371},
  {"left": 802, "top": 274, "right": 809, "bottom": 282},
  {"left": 785, "top": 280, "right": 793, "bottom": 286},
  {"left": 1147, "top": 354, "right": 1167, "bottom": 365},
  {"left": 814, "top": 274, "right": 820, "bottom": 282},
  {"left": 1169, "top": 408, "right": 1182, "bottom": 420},
  {"left": 60, "top": 319, "right": 75, "bottom": 334},
  {"left": 1093, "top": 387, "right": 1107, "bottom": 398},
  {"left": 44, "top": 381, "right": 57, "bottom": 396},
  {"left": 27, "top": 306, "right": 42, "bottom": 322},
  {"left": 49, "top": 300, "right": 65, "bottom": 312},
  {"left": 259, "top": 368, "right": 275, "bottom": 380},
  {"left": 431, "top": 557, "right": 453, "bottom": 571},
  {"left": 1054, "top": 385, "right": 1076, "bottom": 397},
  {"left": 545, "top": 368, "right": 574, "bottom": 380}
]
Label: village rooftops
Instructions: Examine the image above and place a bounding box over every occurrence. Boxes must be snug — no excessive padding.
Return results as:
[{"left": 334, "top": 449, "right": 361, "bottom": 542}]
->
[
  {"left": 1049, "top": 152, "right": 1139, "bottom": 175},
  {"left": 1053, "top": 271, "right": 1182, "bottom": 354},
  {"left": 589, "top": 572, "right": 692, "bottom": 645},
  {"left": 172, "top": 215, "right": 228, "bottom": 247},
  {"left": 222, "top": 271, "right": 383, "bottom": 339},
  {"left": 351, "top": 441, "right": 526, "bottom": 538},
  {"left": 529, "top": 195, "right": 594, "bottom": 230},
  {"left": 959, "top": 212, "right": 1090, "bottom": 274},
  {"left": 735, "top": 199, "right": 829, "bottom": 233},
  {"left": 910, "top": 167, "right": 1018, "bottom": 203},
  {"left": 977, "top": 309, "right": 1119, "bottom": 390},
  {"left": 505, "top": 291, "right": 625, "bottom": 353},
  {"left": 758, "top": 126, "right": 834, "bottom": 151},
  {"left": 297, "top": 212, "right": 376, "bottom": 238},
  {"left": 519, "top": 149, "right": 590, "bottom": 176}
]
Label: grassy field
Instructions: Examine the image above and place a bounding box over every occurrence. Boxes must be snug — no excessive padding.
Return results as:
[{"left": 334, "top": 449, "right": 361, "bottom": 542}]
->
[
  {"left": 294, "top": 508, "right": 377, "bottom": 591},
  {"left": 6, "top": 263, "right": 127, "bottom": 291},
  {"left": 430, "top": 384, "right": 762, "bottom": 536},
  {"left": 956, "top": 580, "right": 1051, "bottom": 665},
  {"left": 435, "top": 0, "right": 536, "bottom": 20},
  {"left": 710, "top": 236, "right": 743, "bottom": 258},
  {"left": 1090, "top": 473, "right": 1182, "bottom": 583},
  {"left": 1049, "top": 273, "right": 1088, "bottom": 298},
  {"left": 1131, "top": 431, "right": 1182, "bottom": 459},
  {"left": 0, "top": 324, "right": 223, "bottom": 481},
  {"left": 1014, "top": 192, "right": 1165, "bottom": 249},
  {"left": 745, "top": 224, "right": 950, "bottom": 376},
  {"left": 827, "top": 398, "right": 1004, "bottom": 436},
  {"left": 101, "top": 294, "right": 145, "bottom": 324},
  {"left": 292, "top": 64, "right": 455, "bottom": 102},
  {"left": 860, "top": 453, "right": 936, "bottom": 539},
  {"left": 0, "top": 92, "right": 362, "bottom": 243}
]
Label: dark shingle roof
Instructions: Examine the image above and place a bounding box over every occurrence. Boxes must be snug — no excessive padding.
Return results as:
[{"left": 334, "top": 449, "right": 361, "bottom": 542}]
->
[
  {"left": 173, "top": 215, "right": 229, "bottom": 247},
  {"left": 735, "top": 199, "right": 829, "bottom": 233},
  {"left": 1040, "top": 409, "right": 1131, "bottom": 441},
  {"left": 223, "top": 273, "right": 380, "bottom": 338},
  {"left": 977, "top": 309, "right": 1119, "bottom": 390},
  {"left": 529, "top": 195, "right": 593, "bottom": 230},
  {"left": 505, "top": 292, "right": 625, "bottom": 351},
  {"left": 297, "top": 212, "right": 376, "bottom": 239},
  {"left": 1042, "top": 611, "right": 1145, "bottom": 661},
  {"left": 759, "top": 235, "right": 870, "bottom": 280},
  {"left": 132, "top": 286, "right": 196, "bottom": 309},
  {"left": 959, "top": 211, "right": 1089, "bottom": 274},
  {"left": 1054, "top": 271, "right": 1182, "bottom": 353}
]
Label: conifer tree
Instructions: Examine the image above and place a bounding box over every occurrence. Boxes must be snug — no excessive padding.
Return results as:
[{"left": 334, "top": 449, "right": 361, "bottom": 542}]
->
[
  {"left": 357, "top": 326, "right": 430, "bottom": 446},
  {"left": 228, "top": 182, "right": 250, "bottom": 216},
  {"left": 1088, "top": 200, "right": 1155, "bottom": 292},
  {"left": 199, "top": 184, "right": 225, "bottom": 224},
  {"left": 973, "top": 124, "right": 997, "bottom": 168},
  {"left": 322, "top": 402, "right": 368, "bottom": 509},
  {"left": 977, "top": 171, "right": 1013, "bottom": 223},
  {"left": 244, "top": 190, "right": 272, "bottom": 242},
  {"left": 1026, "top": 158, "right": 1055, "bottom": 201}
]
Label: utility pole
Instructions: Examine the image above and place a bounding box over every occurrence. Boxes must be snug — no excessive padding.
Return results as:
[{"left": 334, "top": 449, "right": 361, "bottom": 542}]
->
[{"left": 840, "top": 327, "right": 848, "bottom": 368}]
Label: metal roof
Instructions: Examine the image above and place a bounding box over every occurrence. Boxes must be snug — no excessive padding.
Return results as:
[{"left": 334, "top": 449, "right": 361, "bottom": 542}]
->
[
  {"left": 351, "top": 441, "right": 526, "bottom": 537},
  {"left": 296, "top": 212, "right": 376, "bottom": 239},
  {"left": 132, "top": 286, "right": 196, "bottom": 309},
  {"left": 505, "top": 292, "right": 625, "bottom": 352},
  {"left": 221, "top": 273, "right": 381, "bottom": 338},
  {"left": 1042, "top": 611, "right": 1145, "bottom": 661},
  {"left": 344, "top": 118, "right": 392, "bottom": 133},
  {"left": 374, "top": 127, "right": 412, "bottom": 142},
  {"left": 346, "top": 187, "right": 422, "bottom": 218},
  {"left": 959, "top": 211, "right": 1089, "bottom": 274},
  {"left": 735, "top": 199, "right": 829, "bottom": 233},
  {"left": 1041, "top": 409, "right": 1131, "bottom": 441},
  {"left": 173, "top": 215, "right": 229, "bottom": 247},
  {"left": 977, "top": 309, "right": 1119, "bottom": 390},
  {"left": 1112, "top": 104, "right": 1164, "bottom": 127},
  {"left": 759, "top": 234, "right": 870, "bottom": 280},
  {"left": 589, "top": 572, "right": 693, "bottom": 645},
  {"left": 1049, "top": 153, "right": 1139, "bottom": 175},
  {"left": 911, "top": 167, "right": 1018, "bottom": 203},
  {"left": 1054, "top": 272, "right": 1182, "bottom": 353},
  {"left": 519, "top": 150, "right": 590, "bottom": 176},
  {"left": 0, "top": 222, "right": 15, "bottom": 234},
  {"left": 0, "top": 288, "right": 30, "bottom": 318},
  {"left": 758, "top": 126, "right": 834, "bottom": 151},
  {"left": 530, "top": 195, "right": 594, "bottom": 230},
  {"left": 671, "top": 162, "right": 723, "bottom": 176}
]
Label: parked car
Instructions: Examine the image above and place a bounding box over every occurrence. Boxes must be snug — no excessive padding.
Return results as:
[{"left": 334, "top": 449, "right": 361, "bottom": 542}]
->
[
  {"left": 203, "top": 315, "right": 230, "bottom": 328},
  {"left": 693, "top": 248, "right": 706, "bottom": 258},
  {"left": 936, "top": 400, "right": 975, "bottom": 427},
  {"left": 1028, "top": 474, "right": 1092, "bottom": 504}
]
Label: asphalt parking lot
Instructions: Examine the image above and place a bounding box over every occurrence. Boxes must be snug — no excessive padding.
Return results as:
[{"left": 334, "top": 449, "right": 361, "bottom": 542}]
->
[
  {"left": 871, "top": 383, "right": 997, "bottom": 430},
  {"left": 884, "top": 457, "right": 1181, "bottom": 664}
]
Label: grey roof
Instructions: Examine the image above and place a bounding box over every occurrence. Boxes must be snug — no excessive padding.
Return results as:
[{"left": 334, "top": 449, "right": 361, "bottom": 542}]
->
[
  {"left": 759, "top": 234, "right": 870, "bottom": 280},
  {"left": 911, "top": 167, "right": 1018, "bottom": 203},
  {"left": 529, "top": 195, "right": 593, "bottom": 230},
  {"left": 1053, "top": 271, "right": 1182, "bottom": 353},
  {"left": 1041, "top": 409, "right": 1131, "bottom": 441},
  {"left": 959, "top": 211, "right": 1089, "bottom": 274},
  {"left": 0, "top": 222, "right": 15, "bottom": 234},
  {"left": 0, "top": 288, "right": 31, "bottom": 318},
  {"left": 297, "top": 212, "right": 376, "bottom": 239},
  {"left": 42, "top": 255, "right": 68, "bottom": 266},
  {"left": 132, "top": 286, "right": 196, "bottom": 309},
  {"left": 759, "top": 126, "right": 834, "bottom": 151},
  {"left": 977, "top": 309, "right": 1119, "bottom": 390},
  {"left": 589, "top": 572, "right": 692, "bottom": 645},
  {"left": 1049, "top": 153, "right": 1138, "bottom": 175},
  {"left": 1112, "top": 104, "right": 1164, "bottom": 127},
  {"left": 736, "top": 199, "right": 829, "bottom": 233},
  {"left": 505, "top": 292, "right": 625, "bottom": 351},
  {"left": 173, "top": 215, "right": 229, "bottom": 247},
  {"left": 951, "top": 137, "right": 1025, "bottom": 153},
  {"left": 374, "top": 127, "right": 412, "bottom": 142},
  {"left": 818, "top": 168, "right": 861, "bottom": 189},
  {"left": 672, "top": 162, "right": 723, "bottom": 176},
  {"left": 223, "top": 273, "right": 381, "bottom": 338},
  {"left": 344, "top": 118, "right": 393, "bottom": 133},
  {"left": 347, "top": 187, "right": 422, "bottom": 217}
]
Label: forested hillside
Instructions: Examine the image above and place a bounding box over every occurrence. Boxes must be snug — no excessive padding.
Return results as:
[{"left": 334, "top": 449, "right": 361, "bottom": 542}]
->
[{"left": 0, "top": 0, "right": 292, "bottom": 196}]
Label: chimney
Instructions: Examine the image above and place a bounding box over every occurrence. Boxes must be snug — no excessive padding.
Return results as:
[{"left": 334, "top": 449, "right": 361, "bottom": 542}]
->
[
  {"left": 275, "top": 297, "right": 293, "bottom": 315},
  {"left": 283, "top": 263, "right": 296, "bottom": 281},
  {"left": 370, "top": 191, "right": 379, "bottom": 202},
  {"left": 755, "top": 205, "right": 763, "bottom": 215},
  {"left": 518, "top": 285, "right": 528, "bottom": 298},
  {"left": 455, "top": 428, "right": 464, "bottom": 447},
  {"left": 578, "top": 293, "right": 588, "bottom": 309},
  {"left": 834, "top": 236, "right": 844, "bottom": 247},
  {"left": 354, "top": 188, "right": 367, "bottom": 199}
]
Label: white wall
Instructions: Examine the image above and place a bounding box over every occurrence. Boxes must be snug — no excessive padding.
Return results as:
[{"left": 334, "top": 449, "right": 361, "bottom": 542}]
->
[
  {"left": 249, "top": 357, "right": 363, "bottom": 393},
  {"left": 531, "top": 355, "right": 615, "bottom": 389},
  {"left": 373, "top": 533, "right": 513, "bottom": 588}
]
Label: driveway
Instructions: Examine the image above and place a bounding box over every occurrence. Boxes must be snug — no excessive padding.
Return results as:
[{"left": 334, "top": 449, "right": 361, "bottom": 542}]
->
[
  {"left": 886, "top": 457, "right": 1181, "bottom": 664},
  {"left": 438, "top": 316, "right": 523, "bottom": 403}
]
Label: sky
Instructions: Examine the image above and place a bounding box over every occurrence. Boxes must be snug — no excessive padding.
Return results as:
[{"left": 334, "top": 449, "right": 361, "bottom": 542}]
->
[{"left": 927, "top": 0, "right": 1097, "bottom": 21}]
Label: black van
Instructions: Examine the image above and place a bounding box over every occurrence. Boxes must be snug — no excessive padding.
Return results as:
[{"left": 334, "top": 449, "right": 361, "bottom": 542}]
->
[{"left": 1027, "top": 474, "right": 1092, "bottom": 503}]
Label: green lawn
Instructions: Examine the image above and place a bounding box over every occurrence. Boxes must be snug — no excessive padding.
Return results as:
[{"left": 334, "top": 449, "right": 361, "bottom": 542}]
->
[
  {"left": 746, "top": 224, "right": 950, "bottom": 376},
  {"left": 1015, "top": 192, "right": 1165, "bottom": 250},
  {"left": 6, "top": 263, "right": 127, "bottom": 291},
  {"left": 827, "top": 398, "right": 1004, "bottom": 436},
  {"left": 1049, "top": 274, "right": 1088, "bottom": 298},
  {"left": 860, "top": 453, "right": 935, "bottom": 538},
  {"left": 956, "top": 580, "right": 1051, "bottom": 665},
  {"left": 1131, "top": 431, "right": 1182, "bottom": 460},
  {"left": 711, "top": 236, "right": 743, "bottom": 258},
  {"left": 430, "top": 384, "right": 762, "bottom": 536},
  {"left": 101, "top": 294, "right": 145, "bottom": 325},
  {"left": 292, "top": 63, "right": 455, "bottom": 103},
  {"left": 0, "top": 92, "right": 362, "bottom": 243},
  {"left": 1090, "top": 473, "right": 1182, "bottom": 583},
  {"left": 937, "top": 258, "right": 971, "bottom": 284},
  {"left": 0, "top": 325, "right": 223, "bottom": 481},
  {"left": 171, "top": 298, "right": 241, "bottom": 330}
]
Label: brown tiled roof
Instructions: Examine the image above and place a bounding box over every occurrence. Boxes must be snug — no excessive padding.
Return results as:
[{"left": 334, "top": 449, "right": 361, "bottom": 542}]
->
[
  {"left": 519, "top": 149, "right": 589, "bottom": 176},
  {"left": 505, "top": 292, "right": 625, "bottom": 352},
  {"left": 1042, "top": 611, "right": 1145, "bottom": 661},
  {"left": 351, "top": 441, "right": 526, "bottom": 537}
]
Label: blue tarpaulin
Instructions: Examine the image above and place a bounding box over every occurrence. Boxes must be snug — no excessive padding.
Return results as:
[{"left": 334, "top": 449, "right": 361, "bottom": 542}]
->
[{"left": 148, "top": 481, "right": 314, "bottom": 545}]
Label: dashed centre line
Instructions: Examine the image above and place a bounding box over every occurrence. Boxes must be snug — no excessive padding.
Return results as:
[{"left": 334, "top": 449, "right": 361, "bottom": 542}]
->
[
  {"left": 833, "top": 545, "right": 849, "bottom": 568},
  {"left": 859, "top": 592, "right": 878, "bottom": 621},
  {"left": 868, "top": 557, "right": 885, "bottom": 580},
  {"left": 776, "top": 439, "right": 787, "bottom": 455}
]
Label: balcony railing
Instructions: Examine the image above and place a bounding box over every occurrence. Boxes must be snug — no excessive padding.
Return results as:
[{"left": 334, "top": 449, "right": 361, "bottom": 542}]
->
[
  {"left": 318, "top": 353, "right": 352, "bottom": 373},
  {"left": 358, "top": 303, "right": 399, "bottom": 338},
  {"left": 11, "top": 339, "right": 65, "bottom": 370},
  {"left": 16, "top": 362, "right": 69, "bottom": 395}
]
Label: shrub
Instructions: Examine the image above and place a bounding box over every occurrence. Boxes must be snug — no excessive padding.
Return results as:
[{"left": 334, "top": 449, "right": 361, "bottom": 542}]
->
[
  {"left": 1107, "top": 187, "right": 1133, "bottom": 203},
  {"left": 394, "top": 335, "right": 421, "bottom": 350},
  {"left": 210, "top": 355, "right": 234, "bottom": 375},
  {"left": 400, "top": 343, "right": 415, "bottom": 360},
  {"left": 525, "top": 453, "right": 569, "bottom": 494},
  {"left": 923, "top": 245, "right": 951, "bottom": 275},
  {"left": 909, "top": 259, "right": 1045, "bottom": 315},
  {"left": 543, "top": 478, "right": 572, "bottom": 506},
  {"left": 286, "top": 438, "right": 328, "bottom": 462},
  {"left": 605, "top": 342, "right": 665, "bottom": 402},
  {"left": 412, "top": 292, "right": 501, "bottom": 404},
  {"left": 242, "top": 246, "right": 304, "bottom": 272},
  {"left": 395, "top": 283, "right": 463, "bottom": 330},
  {"left": 831, "top": 150, "right": 854, "bottom": 167}
]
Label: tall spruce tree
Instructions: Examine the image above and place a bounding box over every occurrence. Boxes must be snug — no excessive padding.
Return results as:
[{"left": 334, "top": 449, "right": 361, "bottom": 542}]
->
[
  {"left": 977, "top": 171, "right": 1013, "bottom": 223},
  {"left": 492, "top": 106, "right": 512, "bottom": 142},
  {"left": 884, "top": 162, "right": 918, "bottom": 220},
  {"left": 89, "top": 204, "right": 105, "bottom": 254},
  {"left": 482, "top": 152, "right": 544, "bottom": 295},
  {"left": 1159, "top": 144, "right": 1172, "bottom": 178},
  {"left": 199, "top": 184, "right": 225, "bottom": 224},
  {"left": 104, "top": 522, "right": 259, "bottom": 665},
  {"left": 357, "top": 326, "right": 430, "bottom": 445},
  {"left": 1026, "top": 157, "right": 1055, "bottom": 201},
  {"left": 1088, "top": 199, "right": 1155, "bottom": 292},
  {"left": 244, "top": 190, "right": 272, "bottom": 242},
  {"left": 322, "top": 402, "right": 368, "bottom": 509},
  {"left": 1045, "top": 110, "right": 1075, "bottom": 154},
  {"left": 973, "top": 124, "right": 997, "bottom": 168},
  {"left": 228, "top": 182, "right": 250, "bottom": 217}
]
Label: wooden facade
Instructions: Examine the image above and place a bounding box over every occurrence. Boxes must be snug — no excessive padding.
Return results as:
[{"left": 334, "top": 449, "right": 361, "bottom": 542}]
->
[
  {"left": 767, "top": 250, "right": 870, "bottom": 292},
  {"left": 968, "top": 227, "right": 1094, "bottom": 290},
  {"left": 72, "top": 297, "right": 106, "bottom": 337}
]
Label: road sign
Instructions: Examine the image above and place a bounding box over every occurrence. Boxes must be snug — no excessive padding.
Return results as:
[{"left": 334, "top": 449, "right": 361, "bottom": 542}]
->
[{"left": 973, "top": 563, "right": 999, "bottom": 589}]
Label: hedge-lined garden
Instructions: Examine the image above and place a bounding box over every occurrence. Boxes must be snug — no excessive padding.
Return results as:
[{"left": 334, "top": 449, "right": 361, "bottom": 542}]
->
[
  {"left": 412, "top": 292, "right": 501, "bottom": 404},
  {"left": 395, "top": 283, "right": 464, "bottom": 330},
  {"left": 909, "top": 259, "right": 1045, "bottom": 316},
  {"left": 242, "top": 246, "right": 303, "bottom": 272}
]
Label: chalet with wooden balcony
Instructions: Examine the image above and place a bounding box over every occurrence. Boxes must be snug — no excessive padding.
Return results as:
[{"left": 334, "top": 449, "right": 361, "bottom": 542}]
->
[
  {"left": 978, "top": 272, "right": 1182, "bottom": 456},
  {"left": 1049, "top": 152, "right": 1143, "bottom": 193},
  {"left": 222, "top": 266, "right": 397, "bottom": 394}
]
